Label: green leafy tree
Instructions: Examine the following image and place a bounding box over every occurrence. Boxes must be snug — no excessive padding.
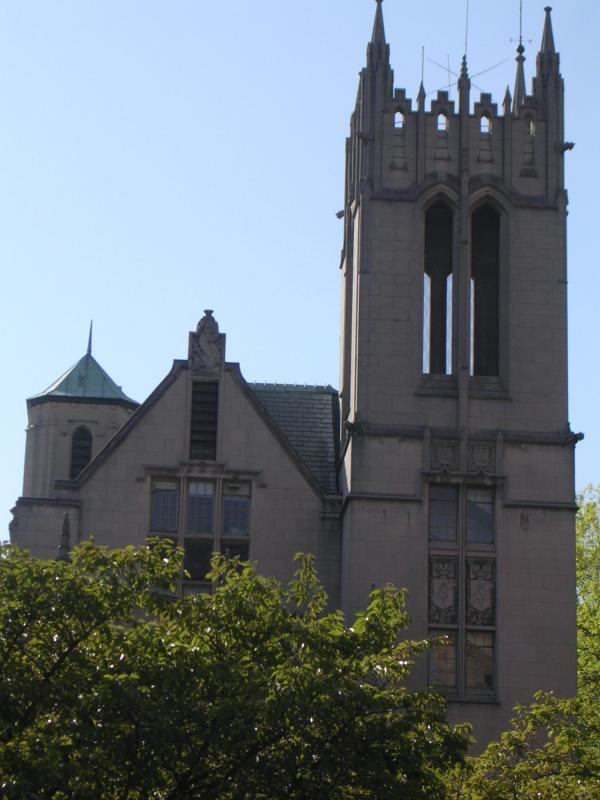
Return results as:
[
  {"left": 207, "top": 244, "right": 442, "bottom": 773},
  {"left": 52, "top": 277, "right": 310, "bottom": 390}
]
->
[
  {"left": 0, "top": 542, "right": 468, "bottom": 799},
  {"left": 445, "top": 486, "right": 600, "bottom": 799}
]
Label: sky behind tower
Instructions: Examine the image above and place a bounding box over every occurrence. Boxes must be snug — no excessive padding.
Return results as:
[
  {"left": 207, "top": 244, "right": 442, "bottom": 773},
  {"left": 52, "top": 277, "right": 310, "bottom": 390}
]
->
[{"left": 1, "top": 0, "right": 598, "bottom": 534}]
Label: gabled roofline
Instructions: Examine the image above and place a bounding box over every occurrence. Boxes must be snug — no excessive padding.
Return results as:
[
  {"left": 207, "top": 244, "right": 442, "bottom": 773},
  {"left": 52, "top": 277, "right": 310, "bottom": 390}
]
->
[{"left": 60, "top": 360, "right": 341, "bottom": 501}]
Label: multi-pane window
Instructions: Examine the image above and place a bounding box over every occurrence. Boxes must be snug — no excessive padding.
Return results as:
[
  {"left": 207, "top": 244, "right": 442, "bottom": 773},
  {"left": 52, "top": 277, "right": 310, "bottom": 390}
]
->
[
  {"left": 428, "top": 485, "right": 496, "bottom": 697},
  {"left": 151, "top": 477, "right": 251, "bottom": 587},
  {"left": 150, "top": 480, "right": 178, "bottom": 532}
]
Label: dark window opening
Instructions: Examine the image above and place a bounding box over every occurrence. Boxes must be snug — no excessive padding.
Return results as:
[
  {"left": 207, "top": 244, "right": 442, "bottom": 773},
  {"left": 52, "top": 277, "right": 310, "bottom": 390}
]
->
[
  {"left": 70, "top": 426, "right": 92, "bottom": 479},
  {"left": 424, "top": 202, "right": 454, "bottom": 374},
  {"left": 190, "top": 382, "right": 218, "bottom": 460},
  {"left": 184, "top": 537, "right": 214, "bottom": 582},
  {"left": 471, "top": 205, "right": 500, "bottom": 376}
]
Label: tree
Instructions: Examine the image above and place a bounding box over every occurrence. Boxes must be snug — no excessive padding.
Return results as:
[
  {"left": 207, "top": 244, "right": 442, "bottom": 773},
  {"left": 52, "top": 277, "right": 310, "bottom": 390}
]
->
[
  {"left": 0, "top": 541, "right": 468, "bottom": 799},
  {"left": 445, "top": 487, "right": 600, "bottom": 799}
]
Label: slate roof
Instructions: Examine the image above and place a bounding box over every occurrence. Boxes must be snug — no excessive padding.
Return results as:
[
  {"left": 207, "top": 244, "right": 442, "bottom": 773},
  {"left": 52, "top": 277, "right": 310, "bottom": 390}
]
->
[
  {"left": 249, "top": 383, "right": 340, "bottom": 495},
  {"left": 29, "top": 353, "right": 138, "bottom": 408}
]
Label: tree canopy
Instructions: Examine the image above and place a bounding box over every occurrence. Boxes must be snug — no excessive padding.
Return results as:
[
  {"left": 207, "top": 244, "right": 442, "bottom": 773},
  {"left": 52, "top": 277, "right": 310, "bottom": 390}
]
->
[{"left": 0, "top": 541, "right": 468, "bottom": 799}]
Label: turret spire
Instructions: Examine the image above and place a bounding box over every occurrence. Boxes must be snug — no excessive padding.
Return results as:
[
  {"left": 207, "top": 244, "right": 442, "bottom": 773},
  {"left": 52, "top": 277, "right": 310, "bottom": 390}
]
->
[
  {"left": 87, "top": 320, "right": 93, "bottom": 355},
  {"left": 371, "top": 0, "right": 386, "bottom": 45},
  {"left": 541, "top": 6, "right": 556, "bottom": 54}
]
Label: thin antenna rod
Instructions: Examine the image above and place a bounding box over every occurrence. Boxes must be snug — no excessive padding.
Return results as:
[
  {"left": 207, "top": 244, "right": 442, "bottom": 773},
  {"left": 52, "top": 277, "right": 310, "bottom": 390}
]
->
[
  {"left": 447, "top": 54, "right": 452, "bottom": 99},
  {"left": 421, "top": 45, "right": 425, "bottom": 84},
  {"left": 464, "top": 0, "right": 470, "bottom": 57},
  {"left": 519, "top": 0, "right": 523, "bottom": 45}
]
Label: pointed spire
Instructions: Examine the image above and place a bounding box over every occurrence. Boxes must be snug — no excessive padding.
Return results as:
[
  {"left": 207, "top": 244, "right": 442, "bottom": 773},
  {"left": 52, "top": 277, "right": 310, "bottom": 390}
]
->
[
  {"left": 460, "top": 55, "right": 469, "bottom": 81},
  {"left": 417, "top": 81, "right": 426, "bottom": 112},
  {"left": 503, "top": 85, "right": 512, "bottom": 115},
  {"left": 513, "top": 41, "right": 526, "bottom": 113},
  {"left": 87, "top": 320, "right": 93, "bottom": 355},
  {"left": 371, "top": 0, "right": 386, "bottom": 45},
  {"left": 541, "top": 6, "right": 555, "bottom": 54},
  {"left": 57, "top": 513, "right": 71, "bottom": 562}
]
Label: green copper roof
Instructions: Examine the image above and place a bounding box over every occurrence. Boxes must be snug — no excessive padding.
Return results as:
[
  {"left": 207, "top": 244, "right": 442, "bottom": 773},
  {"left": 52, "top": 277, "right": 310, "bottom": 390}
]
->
[{"left": 29, "top": 352, "right": 137, "bottom": 407}]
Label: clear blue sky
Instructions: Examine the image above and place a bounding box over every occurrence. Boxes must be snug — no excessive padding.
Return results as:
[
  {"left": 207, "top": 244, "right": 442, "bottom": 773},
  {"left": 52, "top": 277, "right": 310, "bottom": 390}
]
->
[{"left": 1, "top": 1, "right": 598, "bottom": 534}]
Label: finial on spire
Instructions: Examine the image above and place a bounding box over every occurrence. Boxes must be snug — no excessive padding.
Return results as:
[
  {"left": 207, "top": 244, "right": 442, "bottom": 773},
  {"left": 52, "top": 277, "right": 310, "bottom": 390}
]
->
[
  {"left": 371, "top": 0, "right": 386, "bottom": 45},
  {"left": 541, "top": 6, "right": 556, "bottom": 54},
  {"left": 513, "top": 40, "right": 526, "bottom": 112},
  {"left": 87, "top": 320, "right": 93, "bottom": 355},
  {"left": 460, "top": 55, "right": 469, "bottom": 80},
  {"left": 57, "top": 513, "right": 71, "bottom": 562}
]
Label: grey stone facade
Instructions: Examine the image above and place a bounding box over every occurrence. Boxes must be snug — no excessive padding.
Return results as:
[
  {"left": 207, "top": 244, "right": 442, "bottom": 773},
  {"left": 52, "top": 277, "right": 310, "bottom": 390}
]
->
[{"left": 10, "top": 4, "right": 578, "bottom": 746}]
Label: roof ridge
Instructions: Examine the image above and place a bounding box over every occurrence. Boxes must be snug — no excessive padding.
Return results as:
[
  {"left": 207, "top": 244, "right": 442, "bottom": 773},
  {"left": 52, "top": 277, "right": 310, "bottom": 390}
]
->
[{"left": 249, "top": 381, "right": 338, "bottom": 393}]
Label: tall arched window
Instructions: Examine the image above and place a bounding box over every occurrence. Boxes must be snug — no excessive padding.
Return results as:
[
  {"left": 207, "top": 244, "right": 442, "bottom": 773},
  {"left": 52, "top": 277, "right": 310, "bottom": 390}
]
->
[
  {"left": 70, "top": 426, "right": 92, "bottom": 479},
  {"left": 471, "top": 205, "right": 500, "bottom": 376},
  {"left": 424, "top": 201, "right": 454, "bottom": 374}
]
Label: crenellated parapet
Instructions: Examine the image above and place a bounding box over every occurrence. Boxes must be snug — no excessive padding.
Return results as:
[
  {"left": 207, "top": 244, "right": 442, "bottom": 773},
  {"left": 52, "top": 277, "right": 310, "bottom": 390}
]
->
[{"left": 343, "top": 5, "right": 567, "bottom": 215}]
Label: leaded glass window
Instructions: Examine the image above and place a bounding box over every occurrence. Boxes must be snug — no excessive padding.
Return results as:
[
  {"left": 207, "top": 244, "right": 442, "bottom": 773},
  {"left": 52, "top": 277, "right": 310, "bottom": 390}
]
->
[
  {"left": 428, "top": 484, "right": 496, "bottom": 697},
  {"left": 466, "top": 632, "right": 495, "bottom": 690},
  {"left": 466, "top": 559, "right": 495, "bottom": 626},
  {"left": 429, "top": 630, "right": 457, "bottom": 689},
  {"left": 429, "top": 558, "right": 458, "bottom": 625}
]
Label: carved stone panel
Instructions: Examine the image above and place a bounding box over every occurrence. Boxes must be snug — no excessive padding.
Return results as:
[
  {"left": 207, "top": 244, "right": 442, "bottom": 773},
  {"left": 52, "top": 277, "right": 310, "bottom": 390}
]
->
[
  {"left": 468, "top": 441, "right": 496, "bottom": 474},
  {"left": 189, "top": 310, "right": 226, "bottom": 372},
  {"left": 429, "top": 557, "right": 458, "bottom": 625},
  {"left": 431, "top": 439, "right": 459, "bottom": 472},
  {"left": 466, "top": 559, "right": 495, "bottom": 626}
]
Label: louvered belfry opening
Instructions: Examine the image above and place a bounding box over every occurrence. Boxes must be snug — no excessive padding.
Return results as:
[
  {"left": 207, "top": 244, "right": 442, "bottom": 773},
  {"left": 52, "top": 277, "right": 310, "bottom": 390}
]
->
[
  {"left": 471, "top": 205, "right": 500, "bottom": 377},
  {"left": 70, "top": 426, "right": 92, "bottom": 479},
  {"left": 190, "top": 382, "right": 219, "bottom": 461},
  {"left": 424, "top": 201, "right": 453, "bottom": 374}
]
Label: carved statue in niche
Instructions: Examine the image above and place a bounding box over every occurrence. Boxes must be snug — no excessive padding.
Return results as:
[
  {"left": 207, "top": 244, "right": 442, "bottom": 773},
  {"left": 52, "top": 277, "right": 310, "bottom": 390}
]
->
[{"left": 189, "top": 310, "right": 226, "bottom": 372}]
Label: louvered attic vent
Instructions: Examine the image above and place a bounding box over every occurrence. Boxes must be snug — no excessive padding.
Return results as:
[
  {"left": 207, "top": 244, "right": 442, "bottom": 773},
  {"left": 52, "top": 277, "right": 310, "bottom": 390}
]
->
[{"left": 190, "top": 382, "right": 218, "bottom": 461}]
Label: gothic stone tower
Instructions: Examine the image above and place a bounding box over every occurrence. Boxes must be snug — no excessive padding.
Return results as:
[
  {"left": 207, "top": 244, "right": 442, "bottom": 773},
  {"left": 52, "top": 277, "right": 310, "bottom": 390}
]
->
[{"left": 339, "top": 2, "right": 578, "bottom": 741}]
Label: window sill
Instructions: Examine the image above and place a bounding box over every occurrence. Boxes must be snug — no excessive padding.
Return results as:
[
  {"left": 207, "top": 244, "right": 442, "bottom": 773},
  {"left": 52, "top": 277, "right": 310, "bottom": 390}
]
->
[
  {"left": 446, "top": 695, "right": 500, "bottom": 705},
  {"left": 468, "top": 375, "right": 510, "bottom": 400},
  {"left": 416, "top": 374, "right": 458, "bottom": 398}
]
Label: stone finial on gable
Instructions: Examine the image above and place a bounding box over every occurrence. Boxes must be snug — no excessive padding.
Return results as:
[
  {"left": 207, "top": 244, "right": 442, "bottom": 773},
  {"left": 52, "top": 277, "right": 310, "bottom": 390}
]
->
[{"left": 189, "top": 310, "right": 226, "bottom": 372}]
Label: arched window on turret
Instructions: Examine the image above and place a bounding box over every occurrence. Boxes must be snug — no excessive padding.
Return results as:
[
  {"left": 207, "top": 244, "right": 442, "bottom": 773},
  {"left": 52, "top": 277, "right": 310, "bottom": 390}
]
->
[
  {"left": 437, "top": 113, "right": 449, "bottom": 133},
  {"left": 480, "top": 114, "right": 491, "bottom": 135},
  {"left": 471, "top": 205, "right": 500, "bottom": 377},
  {"left": 394, "top": 110, "right": 405, "bottom": 129},
  {"left": 424, "top": 201, "right": 454, "bottom": 375},
  {"left": 70, "top": 426, "right": 92, "bottom": 479}
]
